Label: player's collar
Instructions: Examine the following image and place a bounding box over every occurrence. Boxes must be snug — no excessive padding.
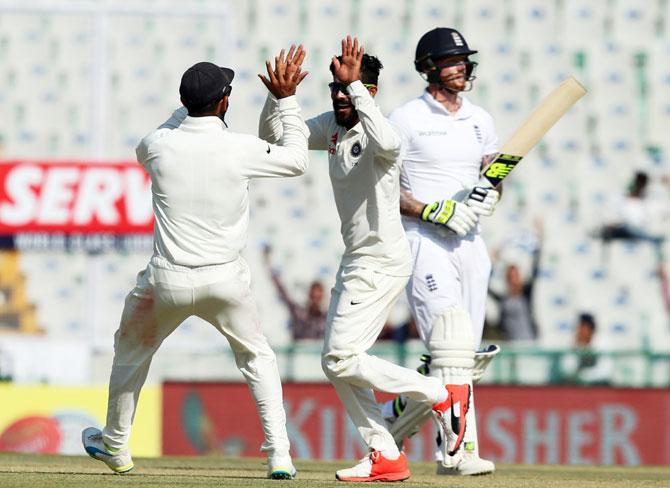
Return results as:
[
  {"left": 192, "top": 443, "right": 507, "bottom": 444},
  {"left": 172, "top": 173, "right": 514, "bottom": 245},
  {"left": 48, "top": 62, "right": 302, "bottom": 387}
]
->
[
  {"left": 181, "top": 115, "right": 227, "bottom": 130},
  {"left": 333, "top": 113, "right": 363, "bottom": 134},
  {"left": 421, "top": 90, "right": 474, "bottom": 120},
  {"left": 348, "top": 121, "right": 363, "bottom": 134}
]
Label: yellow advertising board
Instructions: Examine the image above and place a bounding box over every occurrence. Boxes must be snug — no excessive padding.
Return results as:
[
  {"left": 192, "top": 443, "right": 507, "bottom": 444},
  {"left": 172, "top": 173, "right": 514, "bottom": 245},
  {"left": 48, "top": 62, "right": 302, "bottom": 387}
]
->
[{"left": 0, "top": 384, "right": 160, "bottom": 457}]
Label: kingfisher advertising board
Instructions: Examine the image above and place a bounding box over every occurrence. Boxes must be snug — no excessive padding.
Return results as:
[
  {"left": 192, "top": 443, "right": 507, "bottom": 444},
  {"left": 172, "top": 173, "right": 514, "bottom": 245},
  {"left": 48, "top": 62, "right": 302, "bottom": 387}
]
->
[
  {"left": 162, "top": 383, "right": 669, "bottom": 466},
  {"left": 0, "top": 161, "right": 153, "bottom": 234}
]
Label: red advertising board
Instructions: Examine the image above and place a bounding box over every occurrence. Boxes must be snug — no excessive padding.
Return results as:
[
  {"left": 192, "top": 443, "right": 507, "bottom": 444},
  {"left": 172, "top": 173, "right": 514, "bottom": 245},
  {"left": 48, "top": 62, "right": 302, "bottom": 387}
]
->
[
  {"left": 163, "top": 383, "right": 670, "bottom": 466},
  {"left": 0, "top": 161, "right": 153, "bottom": 233}
]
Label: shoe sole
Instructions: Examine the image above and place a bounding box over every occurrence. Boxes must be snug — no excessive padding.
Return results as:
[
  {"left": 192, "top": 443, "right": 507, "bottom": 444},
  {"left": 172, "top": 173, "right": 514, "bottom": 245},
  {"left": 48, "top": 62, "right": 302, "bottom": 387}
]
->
[
  {"left": 336, "top": 469, "right": 411, "bottom": 482},
  {"left": 468, "top": 470, "right": 494, "bottom": 476},
  {"left": 438, "top": 468, "right": 495, "bottom": 476},
  {"left": 269, "top": 470, "right": 296, "bottom": 480},
  {"left": 84, "top": 447, "right": 134, "bottom": 474}
]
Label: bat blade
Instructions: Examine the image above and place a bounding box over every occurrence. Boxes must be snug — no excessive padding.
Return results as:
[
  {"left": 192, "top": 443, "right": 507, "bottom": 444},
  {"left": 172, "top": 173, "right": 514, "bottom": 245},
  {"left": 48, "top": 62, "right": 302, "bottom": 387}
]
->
[{"left": 481, "top": 76, "right": 587, "bottom": 188}]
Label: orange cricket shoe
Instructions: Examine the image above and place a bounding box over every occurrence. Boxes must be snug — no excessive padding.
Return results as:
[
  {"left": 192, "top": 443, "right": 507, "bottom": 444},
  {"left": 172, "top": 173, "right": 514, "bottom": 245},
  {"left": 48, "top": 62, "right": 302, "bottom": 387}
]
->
[
  {"left": 432, "top": 384, "right": 471, "bottom": 456},
  {"left": 335, "top": 450, "right": 410, "bottom": 482}
]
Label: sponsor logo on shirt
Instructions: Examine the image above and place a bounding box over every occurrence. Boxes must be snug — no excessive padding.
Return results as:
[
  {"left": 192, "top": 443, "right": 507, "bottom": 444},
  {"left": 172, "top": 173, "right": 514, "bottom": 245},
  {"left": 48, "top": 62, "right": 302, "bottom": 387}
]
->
[
  {"left": 426, "top": 274, "right": 438, "bottom": 292},
  {"left": 350, "top": 141, "right": 362, "bottom": 157},
  {"left": 418, "top": 130, "right": 448, "bottom": 136},
  {"left": 473, "top": 124, "right": 482, "bottom": 143},
  {"left": 329, "top": 132, "right": 339, "bottom": 155}
]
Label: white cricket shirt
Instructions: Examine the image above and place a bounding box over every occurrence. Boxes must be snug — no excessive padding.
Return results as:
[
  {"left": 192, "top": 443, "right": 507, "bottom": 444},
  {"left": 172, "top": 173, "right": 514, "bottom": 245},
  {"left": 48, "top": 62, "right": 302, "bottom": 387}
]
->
[
  {"left": 136, "top": 97, "right": 308, "bottom": 267},
  {"left": 389, "top": 91, "right": 498, "bottom": 236},
  {"left": 260, "top": 81, "right": 411, "bottom": 276}
]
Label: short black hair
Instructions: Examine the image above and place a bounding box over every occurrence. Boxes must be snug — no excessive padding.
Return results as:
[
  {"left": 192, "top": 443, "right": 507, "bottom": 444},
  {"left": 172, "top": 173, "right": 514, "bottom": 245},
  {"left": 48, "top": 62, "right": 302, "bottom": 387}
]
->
[
  {"left": 628, "top": 170, "right": 649, "bottom": 197},
  {"left": 187, "top": 97, "right": 221, "bottom": 116},
  {"left": 578, "top": 313, "right": 596, "bottom": 331},
  {"left": 633, "top": 171, "right": 649, "bottom": 188},
  {"left": 329, "top": 53, "right": 383, "bottom": 86}
]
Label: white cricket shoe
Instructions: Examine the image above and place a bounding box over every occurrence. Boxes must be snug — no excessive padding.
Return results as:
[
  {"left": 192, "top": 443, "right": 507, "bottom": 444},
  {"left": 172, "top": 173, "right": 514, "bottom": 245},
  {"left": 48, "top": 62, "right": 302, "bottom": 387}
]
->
[
  {"left": 437, "top": 453, "right": 495, "bottom": 476},
  {"left": 267, "top": 453, "right": 297, "bottom": 480},
  {"left": 335, "top": 451, "right": 410, "bottom": 482},
  {"left": 82, "top": 427, "right": 134, "bottom": 474}
]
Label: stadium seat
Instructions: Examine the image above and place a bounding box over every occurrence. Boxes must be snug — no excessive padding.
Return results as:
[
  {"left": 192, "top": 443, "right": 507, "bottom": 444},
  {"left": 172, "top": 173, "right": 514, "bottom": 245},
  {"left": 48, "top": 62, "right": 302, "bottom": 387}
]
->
[
  {"left": 610, "top": 0, "right": 660, "bottom": 50},
  {"left": 461, "top": 0, "right": 510, "bottom": 47},
  {"left": 358, "top": 0, "right": 407, "bottom": 45},
  {"left": 253, "top": 0, "right": 302, "bottom": 46},
  {"left": 562, "top": 0, "right": 609, "bottom": 49},
  {"left": 408, "top": 0, "right": 460, "bottom": 44},
  {"left": 512, "top": 0, "right": 559, "bottom": 46}
]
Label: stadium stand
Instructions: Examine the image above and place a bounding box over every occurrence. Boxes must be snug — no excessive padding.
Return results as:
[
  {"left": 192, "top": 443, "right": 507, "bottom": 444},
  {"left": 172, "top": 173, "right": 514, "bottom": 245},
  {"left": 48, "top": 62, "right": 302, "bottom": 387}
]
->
[{"left": 0, "top": 0, "right": 668, "bottom": 386}]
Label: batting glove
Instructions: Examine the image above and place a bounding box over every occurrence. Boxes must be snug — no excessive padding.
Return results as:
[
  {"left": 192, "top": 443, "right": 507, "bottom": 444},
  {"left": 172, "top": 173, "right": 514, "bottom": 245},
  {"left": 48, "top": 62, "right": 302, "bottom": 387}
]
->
[
  {"left": 466, "top": 186, "right": 500, "bottom": 217},
  {"left": 421, "top": 199, "right": 478, "bottom": 237}
]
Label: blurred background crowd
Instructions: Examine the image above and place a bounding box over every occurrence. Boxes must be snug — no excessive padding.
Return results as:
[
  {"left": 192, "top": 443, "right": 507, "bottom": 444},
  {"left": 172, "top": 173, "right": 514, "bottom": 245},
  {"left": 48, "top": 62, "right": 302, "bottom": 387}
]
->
[{"left": 0, "top": 0, "right": 669, "bottom": 390}]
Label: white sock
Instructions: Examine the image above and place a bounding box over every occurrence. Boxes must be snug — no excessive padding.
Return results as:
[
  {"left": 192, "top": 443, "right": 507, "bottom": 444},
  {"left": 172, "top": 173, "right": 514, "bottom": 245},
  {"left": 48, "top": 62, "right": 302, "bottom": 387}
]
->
[
  {"left": 435, "top": 387, "right": 448, "bottom": 405},
  {"left": 380, "top": 446, "right": 400, "bottom": 460}
]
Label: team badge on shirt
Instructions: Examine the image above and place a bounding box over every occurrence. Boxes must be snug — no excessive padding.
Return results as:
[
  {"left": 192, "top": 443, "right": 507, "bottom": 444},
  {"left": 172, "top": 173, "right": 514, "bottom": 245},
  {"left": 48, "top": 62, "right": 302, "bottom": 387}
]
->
[{"left": 350, "top": 141, "right": 362, "bottom": 157}]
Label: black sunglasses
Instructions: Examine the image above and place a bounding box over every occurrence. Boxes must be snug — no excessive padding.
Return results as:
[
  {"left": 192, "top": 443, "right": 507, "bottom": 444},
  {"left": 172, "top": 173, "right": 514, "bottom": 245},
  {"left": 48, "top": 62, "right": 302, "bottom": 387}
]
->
[
  {"left": 223, "top": 85, "right": 232, "bottom": 97},
  {"left": 328, "top": 82, "right": 376, "bottom": 94}
]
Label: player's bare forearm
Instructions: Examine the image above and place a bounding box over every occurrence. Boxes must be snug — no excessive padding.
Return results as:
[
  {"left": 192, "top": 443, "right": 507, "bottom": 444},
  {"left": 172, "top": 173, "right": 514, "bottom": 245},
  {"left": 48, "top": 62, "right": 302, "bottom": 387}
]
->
[
  {"left": 481, "top": 153, "right": 496, "bottom": 170},
  {"left": 400, "top": 190, "right": 426, "bottom": 219}
]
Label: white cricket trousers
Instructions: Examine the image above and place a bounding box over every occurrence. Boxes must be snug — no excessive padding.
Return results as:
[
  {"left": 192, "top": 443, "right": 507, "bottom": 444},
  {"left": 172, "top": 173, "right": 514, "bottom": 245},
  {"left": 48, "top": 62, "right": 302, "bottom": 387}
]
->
[
  {"left": 405, "top": 230, "right": 491, "bottom": 347},
  {"left": 405, "top": 229, "right": 492, "bottom": 457},
  {"left": 321, "top": 266, "right": 446, "bottom": 453},
  {"left": 102, "top": 255, "right": 290, "bottom": 456}
]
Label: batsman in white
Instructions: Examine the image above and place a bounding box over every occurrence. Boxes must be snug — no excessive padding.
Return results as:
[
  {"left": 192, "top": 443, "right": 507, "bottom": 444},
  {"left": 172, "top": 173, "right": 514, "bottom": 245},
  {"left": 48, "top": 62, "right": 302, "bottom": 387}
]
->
[
  {"left": 81, "top": 46, "right": 310, "bottom": 479},
  {"left": 260, "top": 36, "right": 471, "bottom": 483},
  {"left": 383, "top": 27, "right": 501, "bottom": 476}
]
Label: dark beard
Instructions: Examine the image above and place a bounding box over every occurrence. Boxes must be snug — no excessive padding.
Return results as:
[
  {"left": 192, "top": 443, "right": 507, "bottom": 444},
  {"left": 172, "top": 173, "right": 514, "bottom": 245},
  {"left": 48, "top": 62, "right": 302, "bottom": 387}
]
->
[{"left": 334, "top": 108, "right": 358, "bottom": 129}]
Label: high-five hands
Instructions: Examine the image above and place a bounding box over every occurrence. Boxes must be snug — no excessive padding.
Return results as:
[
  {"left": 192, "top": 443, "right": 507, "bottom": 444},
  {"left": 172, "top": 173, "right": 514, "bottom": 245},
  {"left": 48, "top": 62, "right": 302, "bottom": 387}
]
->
[
  {"left": 259, "top": 44, "right": 309, "bottom": 99},
  {"left": 331, "top": 36, "right": 363, "bottom": 85}
]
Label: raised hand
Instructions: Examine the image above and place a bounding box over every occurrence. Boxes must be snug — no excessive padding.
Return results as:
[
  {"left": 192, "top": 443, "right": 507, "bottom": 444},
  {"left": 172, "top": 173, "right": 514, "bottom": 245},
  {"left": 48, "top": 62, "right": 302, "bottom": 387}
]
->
[
  {"left": 331, "top": 36, "right": 363, "bottom": 85},
  {"left": 259, "top": 44, "right": 309, "bottom": 99}
]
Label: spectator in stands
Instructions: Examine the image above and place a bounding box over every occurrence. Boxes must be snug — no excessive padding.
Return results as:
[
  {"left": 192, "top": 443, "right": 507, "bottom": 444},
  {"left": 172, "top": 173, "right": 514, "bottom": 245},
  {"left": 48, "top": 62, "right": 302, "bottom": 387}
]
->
[
  {"left": 488, "top": 220, "right": 544, "bottom": 342},
  {"left": 595, "top": 171, "right": 665, "bottom": 252},
  {"left": 551, "top": 312, "right": 612, "bottom": 386},
  {"left": 377, "top": 318, "right": 420, "bottom": 344},
  {"left": 263, "top": 245, "right": 326, "bottom": 340}
]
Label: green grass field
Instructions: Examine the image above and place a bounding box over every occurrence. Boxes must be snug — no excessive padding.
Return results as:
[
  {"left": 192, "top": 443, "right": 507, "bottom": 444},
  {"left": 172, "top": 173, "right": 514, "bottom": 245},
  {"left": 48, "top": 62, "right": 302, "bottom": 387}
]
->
[{"left": 0, "top": 453, "right": 668, "bottom": 487}]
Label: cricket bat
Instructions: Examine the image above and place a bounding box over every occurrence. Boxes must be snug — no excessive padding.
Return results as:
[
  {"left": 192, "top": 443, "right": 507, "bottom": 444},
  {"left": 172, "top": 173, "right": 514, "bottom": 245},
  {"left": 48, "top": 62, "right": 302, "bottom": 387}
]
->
[{"left": 479, "top": 76, "right": 587, "bottom": 189}]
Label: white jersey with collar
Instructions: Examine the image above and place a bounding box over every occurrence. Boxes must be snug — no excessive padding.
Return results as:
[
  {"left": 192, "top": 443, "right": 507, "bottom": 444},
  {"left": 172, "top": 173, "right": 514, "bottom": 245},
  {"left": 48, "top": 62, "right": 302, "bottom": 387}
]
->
[
  {"left": 136, "top": 97, "right": 308, "bottom": 267},
  {"left": 259, "top": 81, "right": 411, "bottom": 276},
  {"left": 389, "top": 91, "right": 498, "bottom": 236}
]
